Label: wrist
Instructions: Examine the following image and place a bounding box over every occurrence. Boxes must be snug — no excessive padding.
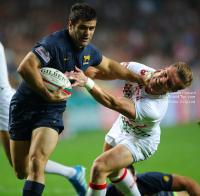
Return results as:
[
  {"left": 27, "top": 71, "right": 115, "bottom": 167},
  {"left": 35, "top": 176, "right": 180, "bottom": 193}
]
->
[{"left": 84, "top": 78, "right": 94, "bottom": 91}]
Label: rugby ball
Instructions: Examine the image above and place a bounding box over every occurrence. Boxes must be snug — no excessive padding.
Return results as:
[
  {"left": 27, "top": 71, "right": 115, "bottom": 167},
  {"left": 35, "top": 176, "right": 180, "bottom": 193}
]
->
[{"left": 39, "top": 67, "right": 72, "bottom": 95}]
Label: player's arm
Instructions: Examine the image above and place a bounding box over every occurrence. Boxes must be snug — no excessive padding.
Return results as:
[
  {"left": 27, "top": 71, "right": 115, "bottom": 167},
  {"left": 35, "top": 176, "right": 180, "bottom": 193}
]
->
[
  {"left": 17, "top": 52, "right": 70, "bottom": 102},
  {"left": 171, "top": 174, "right": 200, "bottom": 196},
  {"left": 96, "top": 55, "right": 147, "bottom": 85},
  {"left": 84, "top": 67, "right": 115, "bottom": 80},
  {"left": 70, "top": 66, "right": 136, "bottom": 119}
]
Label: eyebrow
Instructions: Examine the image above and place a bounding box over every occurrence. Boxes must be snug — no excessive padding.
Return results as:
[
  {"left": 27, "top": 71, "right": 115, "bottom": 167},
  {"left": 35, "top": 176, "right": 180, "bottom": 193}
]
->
[{"left": 79, "top": 25, "right": 96, "bottom": 28}]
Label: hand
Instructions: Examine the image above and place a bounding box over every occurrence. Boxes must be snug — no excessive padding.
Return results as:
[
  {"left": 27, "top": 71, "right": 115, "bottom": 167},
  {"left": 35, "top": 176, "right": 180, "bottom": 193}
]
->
[
  {"left": 141, "top": 72, "right": 152, "bottom": 89},
  {"left": 66, "top": 66, "right": 88, "bottom": 87},
  {"left": 45, "top": 85, "right": 71, "bottom": 102}
]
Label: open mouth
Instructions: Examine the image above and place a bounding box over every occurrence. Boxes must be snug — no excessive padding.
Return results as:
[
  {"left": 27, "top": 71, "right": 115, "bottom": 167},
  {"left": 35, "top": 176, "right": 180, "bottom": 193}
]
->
[{"left": 82, "top": 38, "right": 89, "bottom": 42}]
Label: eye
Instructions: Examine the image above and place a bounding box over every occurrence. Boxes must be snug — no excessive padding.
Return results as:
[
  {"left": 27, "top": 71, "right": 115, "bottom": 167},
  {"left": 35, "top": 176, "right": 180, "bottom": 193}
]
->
[{"left": 89, "top": 27, "right": 95, "bottom": 31}]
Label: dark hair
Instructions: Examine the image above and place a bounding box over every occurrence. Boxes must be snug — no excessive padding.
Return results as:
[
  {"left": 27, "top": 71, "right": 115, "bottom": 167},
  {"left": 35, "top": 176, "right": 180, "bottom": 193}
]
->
[
  {"left": 126, "top": 165, "right": 135, "bottom": 175},
  {"left": 69, "top": 3, "right": 97, "bottom": 25}
]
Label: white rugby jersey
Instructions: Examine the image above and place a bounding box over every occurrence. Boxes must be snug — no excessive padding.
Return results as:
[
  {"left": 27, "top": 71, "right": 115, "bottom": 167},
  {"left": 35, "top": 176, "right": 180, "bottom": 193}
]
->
[
  {"left": 0, "top": 43, "right": 10, "bottom": 89},
  {"left": 117, "top": 62, "right": 168, "bottom": 138}
]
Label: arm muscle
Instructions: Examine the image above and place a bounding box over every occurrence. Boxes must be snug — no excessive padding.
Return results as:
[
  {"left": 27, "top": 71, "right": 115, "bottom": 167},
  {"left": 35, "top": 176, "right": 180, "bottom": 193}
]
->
[{"left": 89, "top": 84, "right": 136, "bottom": 119}]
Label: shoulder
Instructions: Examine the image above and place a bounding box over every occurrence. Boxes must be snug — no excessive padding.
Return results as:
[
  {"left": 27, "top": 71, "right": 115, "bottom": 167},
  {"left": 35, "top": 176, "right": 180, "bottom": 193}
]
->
[
  {"left": 137, "top": 172, "right": 172, "bottom": 193},
  {"left": 37, "top": 29, "right": 68, "bottom": 49},
  {"left": 86, "top": 43, "right": 100, "bottom": 53},
  {"left": 137, "top": 172, "right": 172, "bottom": 181}
]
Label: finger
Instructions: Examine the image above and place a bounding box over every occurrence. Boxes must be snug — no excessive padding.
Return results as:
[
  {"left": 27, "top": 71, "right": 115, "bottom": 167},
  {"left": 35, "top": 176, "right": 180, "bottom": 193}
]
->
[
  {"left": 74, "top": 66, "right": 82, "bottom": 72},
  {"left": 71, "top": 81, "right": 79, "bottom": 88},
  {"left": 68, "top": 76, "right": 79, "bottom": 81},
  {"left": 61, "top": 94, "right": 71, "bottom": 100},
  {"left": 64, "top": 72, "right": 69, "bottom": 77},
  {"left": 58, "top": 85, "right": 66, "bottom": 92}
]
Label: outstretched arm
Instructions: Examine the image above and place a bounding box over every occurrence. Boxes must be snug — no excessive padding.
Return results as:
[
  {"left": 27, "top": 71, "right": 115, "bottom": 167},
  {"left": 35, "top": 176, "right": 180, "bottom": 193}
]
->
[
  {"left": 70, "top": 66, "right": 136, "bottom": 119},
  {"left": 84, "top": 67, "right": 115, "bottom": 80},
  {"left": 171, "top": 174, "right": 200, "bottom": 196},
  {"left": 96, "top": 56, "right": 148, "bottom": 85}
]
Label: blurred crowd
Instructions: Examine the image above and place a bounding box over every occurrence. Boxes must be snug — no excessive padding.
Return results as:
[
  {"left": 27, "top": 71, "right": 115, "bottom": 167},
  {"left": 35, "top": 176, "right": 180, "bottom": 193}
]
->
[{"left": 0, "top": 0, "right": 199, "bottom": 89}]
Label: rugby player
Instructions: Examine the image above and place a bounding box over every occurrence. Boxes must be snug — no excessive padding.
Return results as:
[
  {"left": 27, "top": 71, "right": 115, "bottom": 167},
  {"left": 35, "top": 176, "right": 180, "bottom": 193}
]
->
[
  {"left": 67, "top": 61, "right": 194, "bottom": 196},
  {"left": 0, "top": 42, "right": 88, "bottom": 195},
  {"left": 106, "top": 165, "right": 200, "bottom": 196},
  {"left": 8, "top": 3, "right": 148, "bottom": 196}
]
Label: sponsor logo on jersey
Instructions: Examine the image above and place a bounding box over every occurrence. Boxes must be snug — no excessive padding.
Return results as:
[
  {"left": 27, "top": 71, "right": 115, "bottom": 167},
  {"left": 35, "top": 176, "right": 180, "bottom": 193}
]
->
[
  {"left": 64, "top": 57, "right": 70, "bottom": 61},
  {"left": 83, "top": 55, "right": 90, "bottom": 65},
  {"left": 35, "top": 46, "right": 50, "bottom": 63}
]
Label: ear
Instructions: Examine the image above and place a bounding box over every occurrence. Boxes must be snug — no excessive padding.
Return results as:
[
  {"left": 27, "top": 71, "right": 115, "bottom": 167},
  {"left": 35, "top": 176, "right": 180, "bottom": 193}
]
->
[{"left": 68, "top": 21, "right": 73, "bottom": 30}]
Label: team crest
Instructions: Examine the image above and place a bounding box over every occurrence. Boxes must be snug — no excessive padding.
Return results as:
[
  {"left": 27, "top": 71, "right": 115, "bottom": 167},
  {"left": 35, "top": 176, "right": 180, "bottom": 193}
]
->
[
  {"left": 83, "top": 55, "right": 90, "bottom": 65},
  {"left": 163, "top": 176, "right": 169, "bottom": 181}
]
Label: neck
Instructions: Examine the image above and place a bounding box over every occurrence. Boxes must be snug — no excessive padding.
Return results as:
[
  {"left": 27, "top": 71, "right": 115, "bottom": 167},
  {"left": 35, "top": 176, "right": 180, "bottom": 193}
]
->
[{"left": 145, "top": 87, "right": 166, "bottom": 95}]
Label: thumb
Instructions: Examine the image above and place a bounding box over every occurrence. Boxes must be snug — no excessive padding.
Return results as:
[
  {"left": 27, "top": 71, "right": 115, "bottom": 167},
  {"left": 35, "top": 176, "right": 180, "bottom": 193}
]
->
[
  {"left": 59, "top": 85, "right": 66, "bottom": 91},
  {"left": 74, "top": 66, "right": 81, "bottom": 72}
]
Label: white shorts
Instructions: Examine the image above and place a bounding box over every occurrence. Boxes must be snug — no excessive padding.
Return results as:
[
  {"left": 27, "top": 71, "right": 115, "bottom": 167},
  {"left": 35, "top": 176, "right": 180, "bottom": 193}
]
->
[
  {"left": 105, "top": 120, "right": 160, "bottom": 163},
  {"left": 0, "top": 87, "right": 15, "bottom": 131}
]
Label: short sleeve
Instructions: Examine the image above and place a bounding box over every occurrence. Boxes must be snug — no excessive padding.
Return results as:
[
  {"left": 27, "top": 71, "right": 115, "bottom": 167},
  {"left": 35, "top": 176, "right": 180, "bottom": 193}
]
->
[
  {"left": 31, "top": 39, "right": 56, "bottom": 67},
  {"left": 137, "top": 172, "right": 172, "bottom": 194}
]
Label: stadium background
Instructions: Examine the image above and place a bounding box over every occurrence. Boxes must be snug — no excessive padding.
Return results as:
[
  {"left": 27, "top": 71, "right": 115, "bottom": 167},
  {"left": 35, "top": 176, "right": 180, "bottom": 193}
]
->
[{"left": 0, "top": 0, "right": 199, "bottom": 195}]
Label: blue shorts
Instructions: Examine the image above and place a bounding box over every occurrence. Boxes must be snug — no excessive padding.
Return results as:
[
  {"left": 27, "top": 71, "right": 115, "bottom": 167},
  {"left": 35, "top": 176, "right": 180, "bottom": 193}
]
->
[{"left": 9, "top": 95, "right": 65, "bottom": 141}]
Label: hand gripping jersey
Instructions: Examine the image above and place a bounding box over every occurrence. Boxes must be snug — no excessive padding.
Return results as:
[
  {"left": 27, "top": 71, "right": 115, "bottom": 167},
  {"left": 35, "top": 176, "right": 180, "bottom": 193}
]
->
[{"left": 118, "top": 62, "right": 168, "bottom": 138}]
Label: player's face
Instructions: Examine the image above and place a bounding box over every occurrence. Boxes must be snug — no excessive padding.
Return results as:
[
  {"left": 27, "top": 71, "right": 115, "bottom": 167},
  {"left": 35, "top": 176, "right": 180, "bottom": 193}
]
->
[
  {"left": 149, "top": 66, "right": 182, "bottom": 93},
  {"left": 69, "top": 20, "right": 96, "bottom": 48}
]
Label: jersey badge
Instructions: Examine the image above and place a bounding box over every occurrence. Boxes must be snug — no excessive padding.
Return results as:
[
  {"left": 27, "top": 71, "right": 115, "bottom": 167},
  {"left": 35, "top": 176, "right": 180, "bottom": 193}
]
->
[
  {"left": 35, "top": 46, "right": 50, "bottom": 63},
  {"left": 163, "top": 176, "right": 169, "bottom": 181},
  {"left": 83, "top": 55, "right": 90, "bottom": 65},
  {"left": 64, "top": 57, "right": 70, "bottom": 61}
]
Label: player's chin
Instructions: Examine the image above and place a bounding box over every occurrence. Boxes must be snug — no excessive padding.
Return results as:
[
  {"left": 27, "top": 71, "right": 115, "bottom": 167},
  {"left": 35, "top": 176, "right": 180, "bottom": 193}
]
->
[
  {"left": 151, "top": 84, "right": 160, "bottom": 92},
  {"left": 81, "top": 41, "right": 90, "bottom": 47}
]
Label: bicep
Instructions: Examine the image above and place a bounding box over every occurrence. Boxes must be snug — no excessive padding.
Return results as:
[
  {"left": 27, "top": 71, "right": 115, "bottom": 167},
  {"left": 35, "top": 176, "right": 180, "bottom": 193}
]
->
[
  {"left": 84, "top": 66, "right": 115, "bottom": 80},
  {"left": 116, "top": 97, "right": 136, "bottom": 119},
  {"left": 96, "top": 55, "right": 117, "bottom": 77},
  {"left": 171, "top": 175, "right": 187, "bottom": 191}
]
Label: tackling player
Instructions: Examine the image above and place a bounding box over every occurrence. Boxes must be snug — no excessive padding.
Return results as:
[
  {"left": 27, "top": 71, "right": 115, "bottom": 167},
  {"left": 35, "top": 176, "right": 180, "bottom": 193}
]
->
[
  {"left": 67, "top": 61, "right": 194, "bottom": 196},
  {"left": 8, "top": 3, "right": 149, "bottom": 196},
  {"left": 106, "top": 165, "right": 200, "bottom": 196}
]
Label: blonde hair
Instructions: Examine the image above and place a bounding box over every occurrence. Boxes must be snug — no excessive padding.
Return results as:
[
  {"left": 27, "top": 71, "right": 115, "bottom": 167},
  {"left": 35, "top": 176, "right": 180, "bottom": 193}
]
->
[{"left": 170, "top": 62, "right": 194, "bottom": 90}]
